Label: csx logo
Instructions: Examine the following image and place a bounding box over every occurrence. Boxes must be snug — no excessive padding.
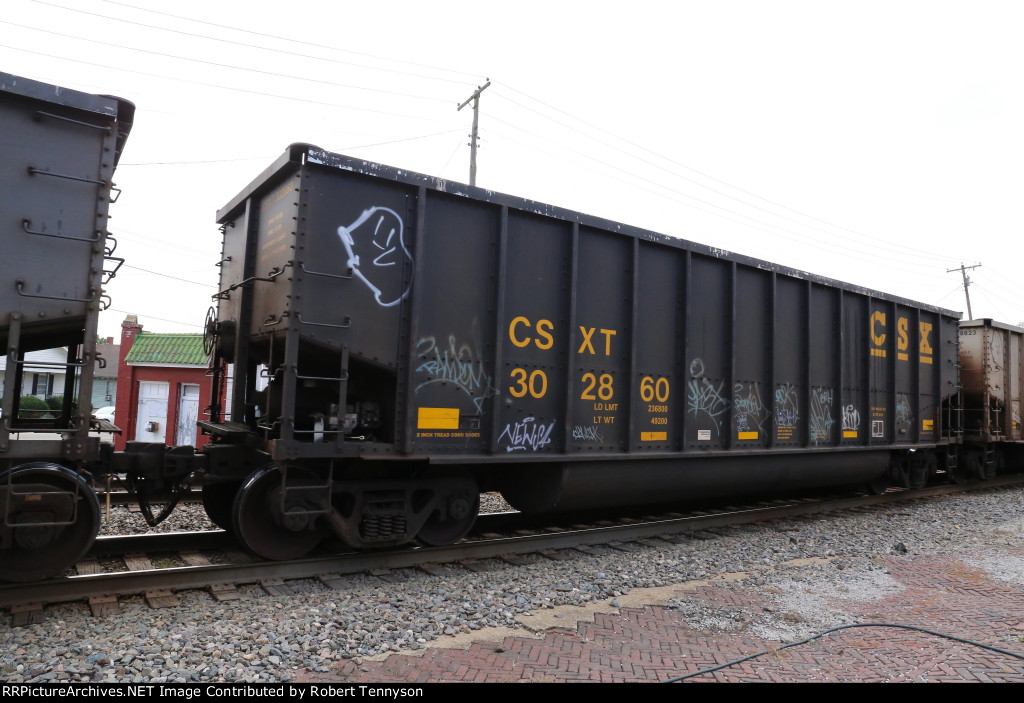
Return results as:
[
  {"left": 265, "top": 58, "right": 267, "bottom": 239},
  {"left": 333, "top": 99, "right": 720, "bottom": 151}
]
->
[
  {"left": 870, "top": 311, "right": 933, "bottom": 364},
  {"left": 508, "top": 317, "right": 618, "bottom": 356}
]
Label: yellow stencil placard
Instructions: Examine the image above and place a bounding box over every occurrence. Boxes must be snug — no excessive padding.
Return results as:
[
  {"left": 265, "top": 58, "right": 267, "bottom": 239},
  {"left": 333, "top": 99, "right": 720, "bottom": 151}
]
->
[
  {"left": 417, "top": 407, "right": 460, "bottom": 429},
  {"left": 737, "top": 431, "right": 759, "bottom": 440},
  {"left": 641, "top": 432, "right": 667, "bottom": 441}
]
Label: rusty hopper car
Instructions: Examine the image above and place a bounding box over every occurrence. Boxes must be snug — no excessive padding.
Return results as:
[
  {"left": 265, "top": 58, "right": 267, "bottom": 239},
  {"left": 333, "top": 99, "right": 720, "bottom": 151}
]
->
[
  {"left": 958, "top": 318, "right": 1024, "bottom": 476},
  {"left": 0, "top": 73, "right": 133, "bottom": 580},
  {"left": 200, "top": 144, "right": 962, "bottom": 561}
]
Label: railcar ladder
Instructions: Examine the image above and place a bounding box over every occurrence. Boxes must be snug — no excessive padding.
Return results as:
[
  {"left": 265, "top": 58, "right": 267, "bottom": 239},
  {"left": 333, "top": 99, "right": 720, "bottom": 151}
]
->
[
  {"left": 278, "top": 464, "right": 334, "bottom": 520},
  {"left": 2, "top": 470, "right": 82, "bottom": 529}
]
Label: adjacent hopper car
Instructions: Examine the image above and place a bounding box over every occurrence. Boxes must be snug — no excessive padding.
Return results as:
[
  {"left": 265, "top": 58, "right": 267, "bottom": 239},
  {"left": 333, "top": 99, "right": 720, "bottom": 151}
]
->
[
  {"left": 1, "top": 72, "right": 1020, "bottom": 582},
  {"left": 0, "top": 72, "right": 133, "bottom": 581}
]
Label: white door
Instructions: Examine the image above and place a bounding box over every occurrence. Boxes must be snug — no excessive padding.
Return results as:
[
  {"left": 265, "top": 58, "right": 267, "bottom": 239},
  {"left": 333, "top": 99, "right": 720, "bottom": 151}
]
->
[
  {"left": 176, "top": 384, "right": 200, "bottom": 446},
  {"left": 135, "top": 381, "right": 169, "bottom": 442}
]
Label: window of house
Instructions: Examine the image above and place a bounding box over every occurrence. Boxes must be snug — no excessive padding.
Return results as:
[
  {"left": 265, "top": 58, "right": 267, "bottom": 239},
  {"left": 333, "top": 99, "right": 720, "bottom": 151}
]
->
[{"left": 31, "top": 373, "right": 54, "bottom": 397}]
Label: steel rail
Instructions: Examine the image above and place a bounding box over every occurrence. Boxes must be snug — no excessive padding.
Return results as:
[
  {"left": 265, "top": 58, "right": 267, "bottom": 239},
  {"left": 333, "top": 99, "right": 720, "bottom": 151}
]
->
[{"left": 1, "top": 476, "right": 1021, "bottom": 614}]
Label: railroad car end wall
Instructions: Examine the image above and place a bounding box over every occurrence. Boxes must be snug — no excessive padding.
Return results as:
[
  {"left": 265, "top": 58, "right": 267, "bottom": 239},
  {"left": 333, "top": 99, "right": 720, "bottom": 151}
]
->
[
  {"left": 959, "top": 318, "right": 1024, "bottom": 444},
  {"left": 0, "top": 73, "right": 134, "bottom": 350}
]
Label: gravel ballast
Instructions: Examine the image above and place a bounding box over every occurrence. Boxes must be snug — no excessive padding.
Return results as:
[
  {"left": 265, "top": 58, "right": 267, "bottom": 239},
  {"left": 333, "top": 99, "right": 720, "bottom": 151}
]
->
[{"left": 2, "top": 487, "right": 1023, "bottom": 683}]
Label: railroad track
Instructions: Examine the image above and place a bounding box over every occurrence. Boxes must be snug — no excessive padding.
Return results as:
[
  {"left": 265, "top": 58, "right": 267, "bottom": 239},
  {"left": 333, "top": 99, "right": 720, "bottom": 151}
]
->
[
  {"left": 4, "top": 475, "right": 1023, "bottom": 625},
  {"left": 94, "top": 487, "right": 203, "bottom": 508}
]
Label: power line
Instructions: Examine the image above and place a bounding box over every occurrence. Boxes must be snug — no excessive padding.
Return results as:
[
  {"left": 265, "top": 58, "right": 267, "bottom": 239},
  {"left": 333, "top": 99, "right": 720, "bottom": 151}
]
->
[
  {"left": 1, "top": 19, "right": 455, "bottom": 104},
  {"left": 118, "top": 128, "right": 466, "bottom": 166},
  {"left": 118, "top": 265, "right": 216, "bottom": 288},
  {"left": 481, "top": 119, "right": 953, "bottom": 279},
  {"left": 0, "top": 43, "right": 456, "bottom": 122},
  {"left": 97, "top": 0, "right": 482, "bottom": 82},
  {"left": 32, "top": 0, "right": 479, "bottom": 86},
  {"left": 490, "top": 83, "right": 959, "bottom": 266},
  {"left": 102, "top": 308, "right": 203, "bottom": 329}
]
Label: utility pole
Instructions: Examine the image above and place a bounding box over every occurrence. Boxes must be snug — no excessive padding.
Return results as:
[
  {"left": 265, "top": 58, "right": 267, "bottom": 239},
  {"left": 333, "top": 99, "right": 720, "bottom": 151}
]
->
[
  {"left": 457, "top": 80, "right": 490, "bottom": 186},
  {"left": 948, "top": 262, "right": 981, "bottom": 320}
]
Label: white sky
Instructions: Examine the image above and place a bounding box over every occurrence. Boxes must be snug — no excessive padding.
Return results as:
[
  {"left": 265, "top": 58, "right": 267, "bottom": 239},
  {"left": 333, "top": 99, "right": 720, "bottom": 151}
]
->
[{"left": 4, "top": 0, "right": 1022, "bottom": 341}]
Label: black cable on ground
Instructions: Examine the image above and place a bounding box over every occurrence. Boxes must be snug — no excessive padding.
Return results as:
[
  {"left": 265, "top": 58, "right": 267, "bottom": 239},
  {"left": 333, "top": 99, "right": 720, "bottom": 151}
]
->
[{"left": 661, "top": 622, "right": 1024, "bottom": 682}]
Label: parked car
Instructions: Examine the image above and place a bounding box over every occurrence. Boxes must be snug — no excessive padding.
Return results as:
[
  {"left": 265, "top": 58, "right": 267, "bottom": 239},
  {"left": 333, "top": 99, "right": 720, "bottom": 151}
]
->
[{"left": 93, "top": 406, "right": 116, "bottom": 422}]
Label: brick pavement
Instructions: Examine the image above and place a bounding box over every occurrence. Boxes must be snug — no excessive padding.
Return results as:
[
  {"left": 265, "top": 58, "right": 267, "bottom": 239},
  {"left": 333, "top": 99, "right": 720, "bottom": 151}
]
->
[{"left": 298, "top": 550, "right": 1024, "bottom": 683}]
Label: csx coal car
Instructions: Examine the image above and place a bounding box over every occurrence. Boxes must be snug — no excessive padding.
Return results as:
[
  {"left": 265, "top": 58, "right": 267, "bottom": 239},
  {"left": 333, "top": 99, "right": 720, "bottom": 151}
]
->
[{"left": 199, "top": 144, "right": 963, "bottom": 561}]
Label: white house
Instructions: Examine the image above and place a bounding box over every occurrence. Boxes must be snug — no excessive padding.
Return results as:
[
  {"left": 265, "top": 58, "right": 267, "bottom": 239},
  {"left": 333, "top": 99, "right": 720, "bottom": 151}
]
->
[{"left": 0, "top": 348, "right": 70, "bottom": 400}]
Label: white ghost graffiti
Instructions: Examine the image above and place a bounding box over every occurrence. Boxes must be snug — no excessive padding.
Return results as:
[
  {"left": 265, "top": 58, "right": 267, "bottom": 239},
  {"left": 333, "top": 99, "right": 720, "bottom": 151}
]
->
[{"left": 337, "top": 206, "right": 413, "bottom": 307}]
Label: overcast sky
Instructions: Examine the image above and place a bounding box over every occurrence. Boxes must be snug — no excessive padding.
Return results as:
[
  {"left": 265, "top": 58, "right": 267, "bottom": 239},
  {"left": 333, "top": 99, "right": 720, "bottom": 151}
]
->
[{"left": 4, "top": 0, "right": 1022, "bottom": 341}]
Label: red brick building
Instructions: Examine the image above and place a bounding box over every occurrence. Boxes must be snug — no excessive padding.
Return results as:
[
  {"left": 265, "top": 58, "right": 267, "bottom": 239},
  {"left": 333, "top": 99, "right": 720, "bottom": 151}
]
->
[{"left": 114, "top": 315, "right": 217, "bottom": 451}]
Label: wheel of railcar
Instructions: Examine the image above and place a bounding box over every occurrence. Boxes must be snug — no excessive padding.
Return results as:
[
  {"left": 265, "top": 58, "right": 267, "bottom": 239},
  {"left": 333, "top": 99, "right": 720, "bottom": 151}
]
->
[
  {"left": 905, "top": 455, "right": 934, "bottom": 491},
  {"left": 0, "top": 463, "right": 100, "bottom": 582},
  {"left": 416, "top": 468, "right": 479, "bottom": 547},
  {"left": 921, "top": 454, "right": 939, "bottom": 487},
  {"left": 866, "top": 470, "right": 890, "bottom": 495},
  {"left": 201, "top": 481, "right": 240, "bottom": 533},
  {"left": 950, "top": 448, "right": 982, "bottom": 485},
  {"left": 232, "top": 465, "right": 327, "bottom": 561}
]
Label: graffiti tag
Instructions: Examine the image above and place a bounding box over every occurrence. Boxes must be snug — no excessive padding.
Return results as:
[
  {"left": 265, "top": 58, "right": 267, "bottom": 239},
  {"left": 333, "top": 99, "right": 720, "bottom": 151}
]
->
[
  {"left": 572, "top": 425, "right": 604, "bottom": 443},
  {"left": 337, "top": 206, "right": 412, "bottom": 307},
  {"left": 774, "top": 383, "right": 800, "bottom": 427},
  {"left": 499, "top": 416, "right": 555, "bottom": 452},
  {"left": 809, "top": 388, "right": 834, "bottom": 444},
  {"left": 415, "top": 334, "right": 498, "bottom": 413},
  {"left": 733, "top": 382, "right": 769, "bottom": 434},
  {"left": 842, "top": 404, "right": 861, "bottom": 431}
]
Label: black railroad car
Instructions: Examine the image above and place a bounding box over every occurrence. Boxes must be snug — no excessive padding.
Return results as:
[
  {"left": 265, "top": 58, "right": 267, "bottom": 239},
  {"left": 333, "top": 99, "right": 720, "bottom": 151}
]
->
[
  {"left": 0, "top": 73, "right": 133, "bottom": 580},
  {"left": 201, "top": 144, "right": 962, "bottom": 560}
]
